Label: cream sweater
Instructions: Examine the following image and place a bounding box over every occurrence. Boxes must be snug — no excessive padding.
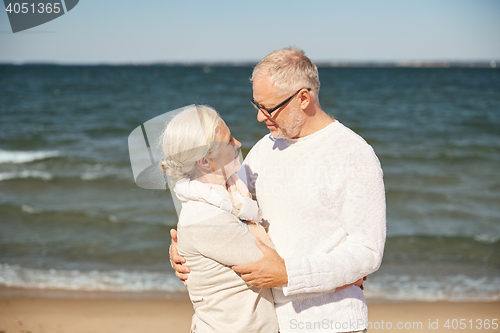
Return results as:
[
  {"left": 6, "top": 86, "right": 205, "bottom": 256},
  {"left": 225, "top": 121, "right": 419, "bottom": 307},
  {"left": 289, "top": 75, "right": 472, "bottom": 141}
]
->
[
  {"left": 237, "top": 120, "right": 386, "bottom": 333},
  {"left": 175, "top": 180, "right": 279, "bottom": 333}
]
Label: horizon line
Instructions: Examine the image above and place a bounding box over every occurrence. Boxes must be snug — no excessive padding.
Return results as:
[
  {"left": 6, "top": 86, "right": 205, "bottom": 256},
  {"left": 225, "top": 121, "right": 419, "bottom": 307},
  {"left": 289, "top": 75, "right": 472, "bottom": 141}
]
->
[{"left": 0, "top": 60, "right": 498, "bottom": 68}]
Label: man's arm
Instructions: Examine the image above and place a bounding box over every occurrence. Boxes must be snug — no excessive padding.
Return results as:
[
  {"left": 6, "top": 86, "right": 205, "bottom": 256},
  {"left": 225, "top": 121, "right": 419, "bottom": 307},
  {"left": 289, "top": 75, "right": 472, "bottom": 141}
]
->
[
  {"left": 232, "top": 239, "right": 366, "bottom": 289},
  {"left": 281, "top": 144, "right": 386, "bottom": 295},
  {"left": 169, "top": 229, "right": 189, "bottom": 285},
  {"left": 173, "top": 215, "right": 367, "bottom": 290}
]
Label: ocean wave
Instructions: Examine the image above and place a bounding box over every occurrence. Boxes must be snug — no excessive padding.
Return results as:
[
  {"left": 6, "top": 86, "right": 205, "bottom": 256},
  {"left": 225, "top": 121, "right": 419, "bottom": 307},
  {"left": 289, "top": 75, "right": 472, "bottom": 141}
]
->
[
  {"left": 1, "top": 263, "right": 498, "bottom": 302},
  {"left": 80, "top": 171, "right": 124, "bottom": 181},
  {"left": 21, "top": 204, "right": 42, "bottom": 214},
  {"left": 0, "top": 169, "right": 130, "bottom": 182},
  {"left": 0, "top": 202, "right": 172, "bottom": 229},
  {"left": 473, "top": 234, "right": 500, "bottom": 244},
  {"left": 0, "top": 170, "right": 53, "bottom": 181},
  {"left": 0, "top": 263, "right": 185, "bottom": 293},
  {"left": 364, "top": 274, "right": 500, "bottom": 302},
  {"left": 0, "top": 149, "right": 60, "bottom": 164},
  {"left": 109, "top": 215, "right": 119, "bottom": 222}
]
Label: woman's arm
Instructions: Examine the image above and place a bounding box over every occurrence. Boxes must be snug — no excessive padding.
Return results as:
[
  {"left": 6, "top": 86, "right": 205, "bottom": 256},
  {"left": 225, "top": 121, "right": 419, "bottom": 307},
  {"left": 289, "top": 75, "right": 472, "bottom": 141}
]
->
[{"left": 179, "top": 212, "right": 264, "bottom": 266}]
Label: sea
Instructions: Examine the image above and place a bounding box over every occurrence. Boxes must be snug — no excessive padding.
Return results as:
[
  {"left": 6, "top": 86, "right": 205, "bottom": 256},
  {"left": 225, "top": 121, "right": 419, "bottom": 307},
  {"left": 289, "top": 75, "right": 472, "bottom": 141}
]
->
[{"left": 0, "top": 64, "right": 499, "bottom": 302}]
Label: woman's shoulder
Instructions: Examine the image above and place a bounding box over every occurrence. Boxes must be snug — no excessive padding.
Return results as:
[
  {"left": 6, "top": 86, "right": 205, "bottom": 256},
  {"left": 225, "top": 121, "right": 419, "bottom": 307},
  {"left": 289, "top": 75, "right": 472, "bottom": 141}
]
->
[{"left": 178, "top": 201, "right": 239, "bottom": 228}]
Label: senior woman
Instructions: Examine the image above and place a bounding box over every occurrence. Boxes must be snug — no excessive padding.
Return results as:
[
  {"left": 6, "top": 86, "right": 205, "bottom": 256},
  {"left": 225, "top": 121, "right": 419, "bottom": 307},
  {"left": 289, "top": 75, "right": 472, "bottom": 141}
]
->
[{"left": 161, "top": 105, "right": 278, "bottom": 333}]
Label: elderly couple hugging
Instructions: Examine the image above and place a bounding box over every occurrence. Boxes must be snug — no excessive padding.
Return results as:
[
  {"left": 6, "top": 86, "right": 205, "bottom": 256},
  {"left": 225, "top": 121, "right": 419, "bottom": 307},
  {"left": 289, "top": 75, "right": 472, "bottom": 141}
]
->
[{"left": 163, "top": 47, "right": 386, "bottom": 333}]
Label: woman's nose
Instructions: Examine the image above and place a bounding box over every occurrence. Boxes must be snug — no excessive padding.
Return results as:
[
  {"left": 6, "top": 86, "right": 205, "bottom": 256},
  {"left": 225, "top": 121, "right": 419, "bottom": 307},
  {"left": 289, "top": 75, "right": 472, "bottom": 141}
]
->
[{"left": 234, "top": 138, "right": 242, "bottom": 148}]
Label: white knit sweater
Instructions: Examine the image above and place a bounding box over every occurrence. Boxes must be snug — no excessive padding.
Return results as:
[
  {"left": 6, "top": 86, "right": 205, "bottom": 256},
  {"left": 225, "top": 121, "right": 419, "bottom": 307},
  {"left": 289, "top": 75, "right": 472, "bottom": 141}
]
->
[{"left": 237, "top": 120, "right": 386, "bottom": 333}]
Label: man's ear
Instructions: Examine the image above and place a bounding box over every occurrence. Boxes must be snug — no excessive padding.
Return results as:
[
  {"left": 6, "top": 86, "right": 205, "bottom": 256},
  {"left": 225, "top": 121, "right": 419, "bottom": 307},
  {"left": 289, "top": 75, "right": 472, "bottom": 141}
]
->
[{"left": 299, "top": 89, "right": 311, "bottom": 110}]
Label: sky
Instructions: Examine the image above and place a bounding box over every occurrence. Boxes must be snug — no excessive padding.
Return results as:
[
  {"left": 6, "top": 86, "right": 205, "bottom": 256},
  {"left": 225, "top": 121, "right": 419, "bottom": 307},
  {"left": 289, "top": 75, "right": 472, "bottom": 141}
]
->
[{"left": 0, "top": 0, "right": 499, "bottom": 64}]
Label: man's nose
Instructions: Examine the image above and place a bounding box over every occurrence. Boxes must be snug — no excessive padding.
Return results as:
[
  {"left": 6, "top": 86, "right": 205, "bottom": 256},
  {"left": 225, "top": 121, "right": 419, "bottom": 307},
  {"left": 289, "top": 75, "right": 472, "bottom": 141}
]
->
[{"left": 256, "top": 109, "right": 267, "bottom": 122}]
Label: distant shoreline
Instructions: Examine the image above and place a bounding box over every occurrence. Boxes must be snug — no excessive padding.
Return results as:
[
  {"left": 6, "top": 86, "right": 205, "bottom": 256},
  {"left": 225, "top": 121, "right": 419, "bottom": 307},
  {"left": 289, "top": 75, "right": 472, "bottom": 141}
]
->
[{"left": 0, "top": 61, "right": 498, "bottom": 68}]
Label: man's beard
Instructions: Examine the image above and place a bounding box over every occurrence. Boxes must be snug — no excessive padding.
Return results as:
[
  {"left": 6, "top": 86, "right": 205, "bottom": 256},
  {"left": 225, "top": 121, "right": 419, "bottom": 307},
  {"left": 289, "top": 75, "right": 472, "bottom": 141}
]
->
[{"left": 275, "top": 105, "right": 307, "bottom": 139}]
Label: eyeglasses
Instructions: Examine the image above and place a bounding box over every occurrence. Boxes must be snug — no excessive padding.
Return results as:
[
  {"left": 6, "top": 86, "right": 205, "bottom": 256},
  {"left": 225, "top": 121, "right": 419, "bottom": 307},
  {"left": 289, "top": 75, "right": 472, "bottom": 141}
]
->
[{"left": 251, "top": 88, "right": 311, "bottom": 117}]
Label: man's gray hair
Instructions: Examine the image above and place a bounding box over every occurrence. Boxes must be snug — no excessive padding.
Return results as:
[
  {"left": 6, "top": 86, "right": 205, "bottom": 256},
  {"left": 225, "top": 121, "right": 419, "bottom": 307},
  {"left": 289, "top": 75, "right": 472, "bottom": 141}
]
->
[{"left": 251, "top": 47, "right": 320, "bottom": 99}]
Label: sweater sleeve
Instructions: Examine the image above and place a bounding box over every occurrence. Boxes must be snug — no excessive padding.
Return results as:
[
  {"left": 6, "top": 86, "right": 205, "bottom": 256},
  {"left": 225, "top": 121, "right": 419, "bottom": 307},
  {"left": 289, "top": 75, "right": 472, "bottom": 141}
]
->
[
  {"left": 282, "top": 144, "right": 387, "bottom": 295},
  {"left": 182, "top": 213, "right": 264, "bottom": 266}
]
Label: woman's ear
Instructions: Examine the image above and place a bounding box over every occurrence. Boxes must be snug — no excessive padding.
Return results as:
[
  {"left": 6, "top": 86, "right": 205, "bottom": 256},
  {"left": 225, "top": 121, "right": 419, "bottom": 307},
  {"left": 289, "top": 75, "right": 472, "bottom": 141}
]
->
[{"left": 197, "top": 157, "right": 211, "bottom": 173}]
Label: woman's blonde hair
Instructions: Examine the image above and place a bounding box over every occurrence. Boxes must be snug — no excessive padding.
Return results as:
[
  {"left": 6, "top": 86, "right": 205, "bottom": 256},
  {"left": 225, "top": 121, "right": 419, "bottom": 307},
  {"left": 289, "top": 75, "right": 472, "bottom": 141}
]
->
[{"left": 161, "top": 105, "right": 221, "bottom": 183}]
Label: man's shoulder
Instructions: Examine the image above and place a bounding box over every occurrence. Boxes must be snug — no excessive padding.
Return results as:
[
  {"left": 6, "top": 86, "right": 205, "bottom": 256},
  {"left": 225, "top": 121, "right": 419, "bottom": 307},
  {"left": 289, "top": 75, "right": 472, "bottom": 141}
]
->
[
  {"left": 317, "top": 120, "right": 374, "bottom": 157},
  {"left": 243, "top": 133, "right": 273, "bottom": 162},
  {"left": 330, "top": 121, "right": 367, "bottom": 145},
  {"left": 333, "top": 122, "right": 382, "bottom": 171},
  {"left": 252, "top": 133, "right": 274, "bottom": 150}
]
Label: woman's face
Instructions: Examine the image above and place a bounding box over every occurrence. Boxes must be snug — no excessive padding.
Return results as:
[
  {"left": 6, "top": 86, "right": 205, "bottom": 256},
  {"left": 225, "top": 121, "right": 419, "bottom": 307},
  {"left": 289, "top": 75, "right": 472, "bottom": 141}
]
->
[{"left": 210, "top": 120, "right": 242, "bottom": 177}]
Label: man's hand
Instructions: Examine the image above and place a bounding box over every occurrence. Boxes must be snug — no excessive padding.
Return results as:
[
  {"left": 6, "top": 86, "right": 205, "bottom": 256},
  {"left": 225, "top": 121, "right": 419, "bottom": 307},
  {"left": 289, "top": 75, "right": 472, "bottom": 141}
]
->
[
  {"left": 232, "top": 238, "right": 288, "bottom": 288},
  {"left": 336, "top": 276, "right": 367, "bottom": 291},
  {"left": 169, "top": 229, "right": 190, "bottom": 286}
]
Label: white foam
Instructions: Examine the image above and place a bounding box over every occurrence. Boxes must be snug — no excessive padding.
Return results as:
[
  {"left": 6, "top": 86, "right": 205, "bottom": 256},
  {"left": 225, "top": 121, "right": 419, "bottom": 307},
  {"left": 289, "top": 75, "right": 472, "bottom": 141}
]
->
[
  {"left": 0, "top": 170, "right": 53, "bottom": 181},
  {"left": 81, "top": 172, "right": 106, "bottom": 180},
  {"left": 80, "top": 165, "right": 129, "bottom": 181},
  {"left": 473, "top": 234, "right": 500, "bottom": 244},
  {"left": 0, "top": 263, "right": 185, "bottom": 293},
  {"left": 21, "top": 205, "right": 42, "bottom": 214},
  {"left": 0, "top": 149, "right": 60, "bottom": 164}
]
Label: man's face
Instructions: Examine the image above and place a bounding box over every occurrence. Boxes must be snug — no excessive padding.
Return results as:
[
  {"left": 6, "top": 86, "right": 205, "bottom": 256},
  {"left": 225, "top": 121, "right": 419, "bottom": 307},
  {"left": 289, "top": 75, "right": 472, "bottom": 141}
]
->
[{"left": 252, "top": 75, "right": 306, "bottom": 139}]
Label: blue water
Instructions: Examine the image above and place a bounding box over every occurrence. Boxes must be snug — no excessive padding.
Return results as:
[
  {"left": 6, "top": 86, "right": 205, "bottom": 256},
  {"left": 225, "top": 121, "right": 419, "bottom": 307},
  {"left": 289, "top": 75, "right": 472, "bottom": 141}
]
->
[{"left": 0, "top": 65, "right": 499, "bottom": 301}]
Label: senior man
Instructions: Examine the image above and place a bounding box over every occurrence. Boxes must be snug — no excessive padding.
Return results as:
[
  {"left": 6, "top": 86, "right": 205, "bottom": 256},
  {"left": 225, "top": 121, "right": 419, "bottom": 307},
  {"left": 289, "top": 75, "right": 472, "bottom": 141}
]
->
[{"left": 170, "top": 47, "right": 386, "bottom": 333}]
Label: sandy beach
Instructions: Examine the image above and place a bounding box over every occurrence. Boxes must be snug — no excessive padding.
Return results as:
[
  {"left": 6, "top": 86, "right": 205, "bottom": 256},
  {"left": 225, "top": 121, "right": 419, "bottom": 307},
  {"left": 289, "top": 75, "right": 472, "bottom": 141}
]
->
[{"left": 0, "top": 289, "right": 498, "bottom": 333}]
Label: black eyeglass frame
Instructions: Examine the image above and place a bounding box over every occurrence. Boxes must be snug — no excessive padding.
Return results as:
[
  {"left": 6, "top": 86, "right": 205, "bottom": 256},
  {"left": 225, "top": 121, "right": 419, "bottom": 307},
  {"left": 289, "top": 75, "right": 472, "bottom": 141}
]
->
[{"left": 251, "top": 88, "right": 311, "bottom": 117}]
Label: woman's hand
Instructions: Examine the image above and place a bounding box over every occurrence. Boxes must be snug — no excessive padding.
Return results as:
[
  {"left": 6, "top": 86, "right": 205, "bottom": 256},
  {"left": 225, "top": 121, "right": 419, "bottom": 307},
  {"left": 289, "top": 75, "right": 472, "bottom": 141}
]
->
[
  {"left": 170, "top": 229, "right": 190, "bottom": 286},
  {"left": 335, "top": 276, "right": 367, "bottom": 291}
]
